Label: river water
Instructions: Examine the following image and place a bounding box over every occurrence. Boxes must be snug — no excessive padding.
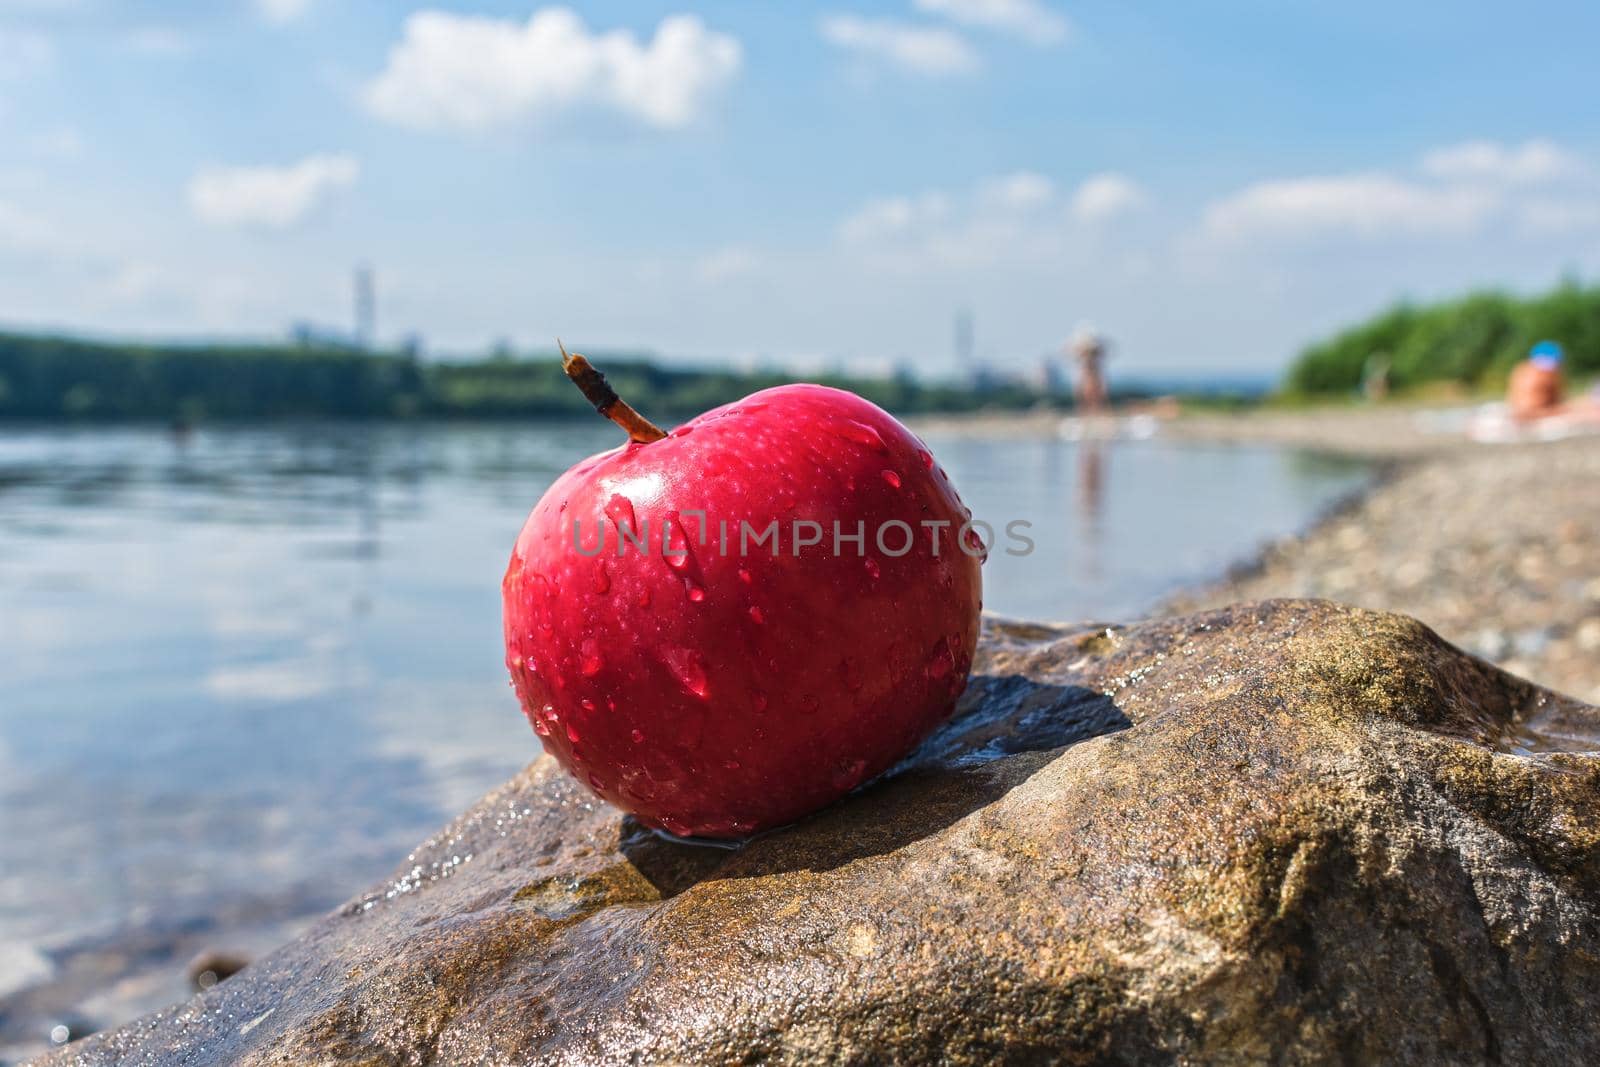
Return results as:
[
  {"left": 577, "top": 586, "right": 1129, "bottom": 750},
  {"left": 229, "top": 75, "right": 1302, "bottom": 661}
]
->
[{"left": 0, "top": 420, "right": 1368, "bottom": 1056}]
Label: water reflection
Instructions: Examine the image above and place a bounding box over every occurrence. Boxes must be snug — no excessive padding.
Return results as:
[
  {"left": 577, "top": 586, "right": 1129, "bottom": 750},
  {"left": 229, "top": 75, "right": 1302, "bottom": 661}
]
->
[{"left": 1075, "top": 439, "right": 1107, "bottom": 586}]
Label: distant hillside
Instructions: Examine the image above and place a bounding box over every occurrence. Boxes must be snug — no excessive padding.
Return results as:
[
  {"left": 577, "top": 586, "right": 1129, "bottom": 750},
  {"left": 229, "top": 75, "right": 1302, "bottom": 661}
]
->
[
  {"left": 0, "top": 333, "right": 1050, "bottom": 420},
  {"left": 1284, "top": 279, "right": 1600, "bottom": 396}
]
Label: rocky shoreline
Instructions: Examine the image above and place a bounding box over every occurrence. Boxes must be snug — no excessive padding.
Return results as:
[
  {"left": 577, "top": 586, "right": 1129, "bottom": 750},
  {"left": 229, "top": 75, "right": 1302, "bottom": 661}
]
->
[{"left": 1160, "top": 406, "right": 1600, "bottom": 704}]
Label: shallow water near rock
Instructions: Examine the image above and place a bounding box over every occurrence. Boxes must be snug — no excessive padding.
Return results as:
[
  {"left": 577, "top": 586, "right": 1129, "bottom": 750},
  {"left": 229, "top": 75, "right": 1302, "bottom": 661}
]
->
[{"left": 0, "top": 422, "right": 1367, "bottom": 1057}]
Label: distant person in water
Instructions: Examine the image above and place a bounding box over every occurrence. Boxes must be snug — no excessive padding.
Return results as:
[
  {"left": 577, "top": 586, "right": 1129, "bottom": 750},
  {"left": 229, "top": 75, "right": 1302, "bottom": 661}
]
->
[
  {"left": 1068, "top": 327, "right": 1109, "bottom": 416},
  {"left": 1507, "top": 341, "right": 1566, "bottom": 421}
]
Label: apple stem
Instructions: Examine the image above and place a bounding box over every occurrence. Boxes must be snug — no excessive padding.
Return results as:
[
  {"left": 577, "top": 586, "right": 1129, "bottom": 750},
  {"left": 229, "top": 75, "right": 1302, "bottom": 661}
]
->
[{"left": 559, "top": 341, "right": 668, "bottom": 444}]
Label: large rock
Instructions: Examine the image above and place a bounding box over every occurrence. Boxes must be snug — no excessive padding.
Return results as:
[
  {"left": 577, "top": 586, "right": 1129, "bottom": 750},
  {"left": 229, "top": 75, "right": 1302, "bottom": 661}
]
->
[{"left": 41, "top": 600, "right": 1600, "bottom": 1065}]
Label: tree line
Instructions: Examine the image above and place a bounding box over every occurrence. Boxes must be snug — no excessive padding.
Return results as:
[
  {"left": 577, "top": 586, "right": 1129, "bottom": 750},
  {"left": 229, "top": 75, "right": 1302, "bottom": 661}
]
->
[
  {"left": 0, "top": 333, "right": 1049, "bottom": 420},
  {"left": 1285, "top": 278, "right": 1600, "bottom": 397}
]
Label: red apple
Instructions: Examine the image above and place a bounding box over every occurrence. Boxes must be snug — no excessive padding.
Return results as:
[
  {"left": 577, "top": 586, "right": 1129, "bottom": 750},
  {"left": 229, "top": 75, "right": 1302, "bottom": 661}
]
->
[{"left": 502, "top": 350, "right": 982, "bottom": 838}]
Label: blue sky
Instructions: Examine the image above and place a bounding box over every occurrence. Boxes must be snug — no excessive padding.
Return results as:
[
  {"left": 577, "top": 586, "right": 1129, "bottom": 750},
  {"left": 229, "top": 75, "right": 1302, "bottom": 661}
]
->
[{"left": 2, "top": 1, "right": 1598, "bottom": 378}]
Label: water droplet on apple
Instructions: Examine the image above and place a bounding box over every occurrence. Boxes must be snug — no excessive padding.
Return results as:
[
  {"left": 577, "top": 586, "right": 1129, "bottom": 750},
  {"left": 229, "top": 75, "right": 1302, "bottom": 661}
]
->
[
  {"left": 631, "top": 728, "right": 645, "bottom": 743},
  {"left": 566, "top": 721, "right": 581, "bottom": 743},
  {"left": 580, "top": 639, "right": 603, "bottom": 677},
  {"left": 592, "top": 564, "right": 611, "bottom": 594},
  {"left": 532, "top": 717, "right": 551, "bottom": 737},
  {"left": 737, "top": 567, "right": 753, "bottom": 584},
  {"left": 881, "top": 469, "right": 902, "bottom": 489},
  {"left": 665, "top": 517, "right": 694, "bottom": 570},
  {"left": 673, "top": 424, "right": 695, "bottom": 437},
  {"left": 638, "top": 587, "right": 652, "bottom": 608},
  {"left": 580, "top": 698, "right": 595, "bottom": 712},
  {"left": 864, "top": 558, "right": 881, "bottom": 579},
  {"left": 926, "top": 638, "right": 955, "bottom": 680},
  {"left": 748, "top": 604, "right": 764, "bottom": 623},
  {"left": 587, "top": 771, "right": 605, "bottom": 791},
  {"left": 722, "top": 759, "right": 741, "bottom": 771},
  {"left": 663, "top": 647, "right": 710, "bottom": 699},
  {"left": 604, "top": 494, "right": 636, "bottom": 529},
  {"left": 840, "top": 421, "right": 887, "bottom": 452},
  {"left": 661, "top": 816, "right": 694, "bottom": 836},
  {"left": 686, "top": 582, "right": 706, "bottom": 602},
  {"left": 917, "top": 449, "right": 934, "bottom": 469}
]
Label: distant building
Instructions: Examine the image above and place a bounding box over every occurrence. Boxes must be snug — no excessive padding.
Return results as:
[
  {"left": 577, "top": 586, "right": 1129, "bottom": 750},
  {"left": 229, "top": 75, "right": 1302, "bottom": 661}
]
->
[
  {"left": 953, "top": 310, "right": 974, "bottom": 381},
  {"left": 353, "top": 265, "right": 376, "bottom": 350}
]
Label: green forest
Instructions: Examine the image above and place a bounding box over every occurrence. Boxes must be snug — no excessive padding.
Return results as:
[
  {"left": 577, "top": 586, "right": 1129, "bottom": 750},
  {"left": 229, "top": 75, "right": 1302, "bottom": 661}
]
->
[
  {"left": 0, "top": 333, "right": 1048, "bottom": 420},
  {"left": 1284, "top": 279, "right": 1600, "bottom": 397}
]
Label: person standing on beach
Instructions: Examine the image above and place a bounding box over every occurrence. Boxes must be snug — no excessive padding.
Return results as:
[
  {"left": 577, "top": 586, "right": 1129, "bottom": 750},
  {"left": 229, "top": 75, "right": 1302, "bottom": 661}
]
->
[
  {"left": 1068, "top": 326, "right": 1110, "bottom": 415},
  {"left": 1507, "top": 340, "right": 1565, "bottom": 421}
]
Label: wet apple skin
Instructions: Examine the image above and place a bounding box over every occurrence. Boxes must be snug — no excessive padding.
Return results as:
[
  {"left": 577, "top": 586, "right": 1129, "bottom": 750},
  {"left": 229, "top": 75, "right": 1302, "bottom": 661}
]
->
[{"left": 503, "top": 384, "right": 983, "bottom": 837}]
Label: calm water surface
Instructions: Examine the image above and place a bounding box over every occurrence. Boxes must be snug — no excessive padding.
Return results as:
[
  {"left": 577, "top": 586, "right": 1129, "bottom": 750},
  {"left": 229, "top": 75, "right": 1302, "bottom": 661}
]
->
[{"left": 0, "top": 421, "right": 1367, "bottom": 1050}]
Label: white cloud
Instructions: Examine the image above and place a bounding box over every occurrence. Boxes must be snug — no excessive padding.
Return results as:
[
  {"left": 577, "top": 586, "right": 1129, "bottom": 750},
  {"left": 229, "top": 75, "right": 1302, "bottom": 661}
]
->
[
  {"left": 1421, "top": 138, "right": 1581, "bottom": 185},
  {"left": 819, "top": 15, "right": 979, "bottom": 76},
  {"left": 254, "top": 0, "right": 314, "bottom": 25},
  {"left": 0, "top": 29, "right": 53, "bottom": 79},
  {"left": 839, "top": 191, "right": 954, "bottom": 243},
  {"left": 187, "top": 153, "right": 359, "bottom": 229},
  {"left": 1199, "top": 139, "right": 1600, "bottom": 248},
  {"left": 695, "top": 245, "right": 760, "bottom": 283},
  {"left": 978, "top": 171, "right": 1055, "bottom": 211},
  {"left": 1202, "top": 173, "right": 1495, "bottom": 241},
  {"left": 837, "top": 170, "right": 1086, "bottom": 271},
  {"left": 912, "top": 0, "right": 1070, "bottom": 45},
  {"left": 1071, "top": 173, "right": 1146, "bottom": 222},
  {"left": 363, "top": 8, "right": 742, "bottom": 132}
]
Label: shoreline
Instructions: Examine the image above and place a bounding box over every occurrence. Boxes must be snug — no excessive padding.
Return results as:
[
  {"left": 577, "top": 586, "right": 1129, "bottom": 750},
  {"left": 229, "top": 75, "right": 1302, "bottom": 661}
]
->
[
  {"left": 917, "top": 402, "right": 1600, "bottom": 703},
  {"left": 1160, "top": 406, "right": 1600, "bottom": 703}
]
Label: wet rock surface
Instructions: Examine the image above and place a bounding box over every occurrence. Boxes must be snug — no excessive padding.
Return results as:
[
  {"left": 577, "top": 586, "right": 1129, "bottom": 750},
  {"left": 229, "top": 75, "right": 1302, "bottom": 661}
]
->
[{"left": 38, "top": 600, "right": 1600, "bottom": 1065}]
